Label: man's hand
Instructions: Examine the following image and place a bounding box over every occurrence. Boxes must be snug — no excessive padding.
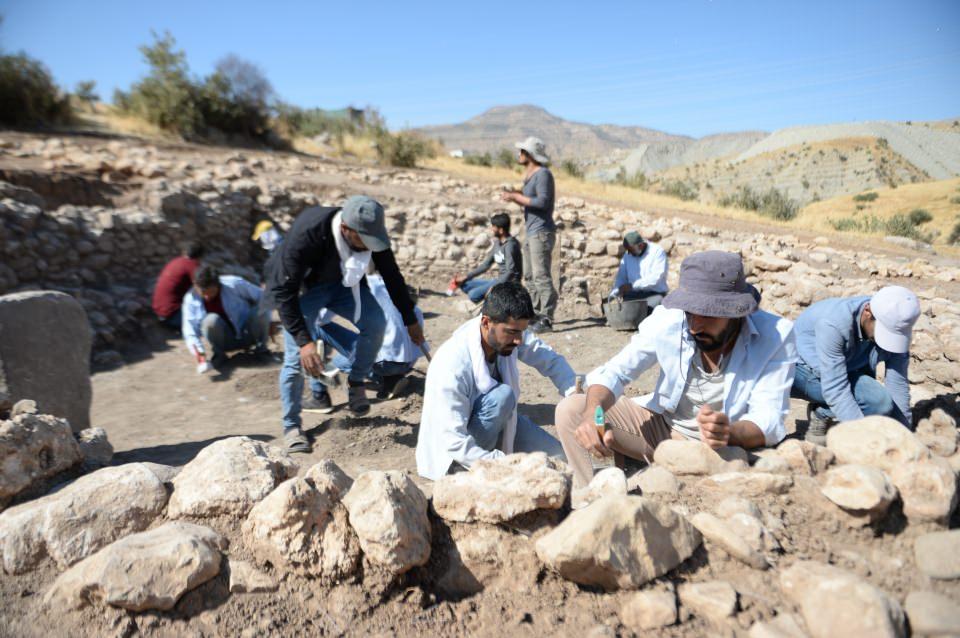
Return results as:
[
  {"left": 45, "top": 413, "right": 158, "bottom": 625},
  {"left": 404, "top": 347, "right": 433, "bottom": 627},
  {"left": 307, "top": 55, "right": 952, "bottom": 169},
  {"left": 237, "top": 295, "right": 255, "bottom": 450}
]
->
[
  {"left": 407, "top": 322, "right": 425, "bottom": 346},
  {"left": 453, "top": 274, "right": 466, "bottom": 285},
  {"left": 697, "top": 405, "right": 731, "bottom": 449},
  {"left": 299, "top": 342, "right": 324, "bottom": 378},
  {"left": 500, "top": 191, "right": 517, "bottom": 204},
  {"left": 574, "top": 418, "right": 614, "bottom": 458},
  {"left": 618, "top": 284, "right": 632, "bottom": 296}
]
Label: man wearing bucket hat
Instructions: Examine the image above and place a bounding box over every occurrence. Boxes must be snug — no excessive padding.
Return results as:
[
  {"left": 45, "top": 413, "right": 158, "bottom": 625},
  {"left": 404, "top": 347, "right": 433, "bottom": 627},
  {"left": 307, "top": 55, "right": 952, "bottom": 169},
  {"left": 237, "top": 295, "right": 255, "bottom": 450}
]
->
[
  {"left": 608, "top": 231, "right": 669, "bottom": 309},
  {"left": 790, "top": 285, "right": 920, "bottom": 444},
  {"left": 555, "top": 251, "right": 797, "bottom": 489},
  {"left": 266, "top": 195, "right": 424, "bottom": 453},
  {"left": 501, "top": 136, "right": 558, "bottom": 333}
]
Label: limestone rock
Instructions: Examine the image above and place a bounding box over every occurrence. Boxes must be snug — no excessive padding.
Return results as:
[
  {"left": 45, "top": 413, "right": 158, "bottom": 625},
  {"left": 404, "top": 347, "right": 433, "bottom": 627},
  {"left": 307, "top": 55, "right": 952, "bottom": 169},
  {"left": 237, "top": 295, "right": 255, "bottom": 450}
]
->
[
  {"left": 690, "top": 512, "right": 768, "bottom": 569},
  {"left": 572, "top": 467, "right": 627, "bottom": 509},
  {"left": 715, "top": 496, "right": 762, "bottom": 520},
  {"left": 652, "top": 440, "right": 748, "bottom": 476},
  {"left": 621, "top": 589, "right": 677, "bottom": 630},
  {"left": 343, "top": 470, "right": 431, "bottom": 576},
  {"left": 826, "top": 416, "right": 930, "bottom": 471},
  {"left": 698, "top": 471, "right": 793, "bottom": 496},
  {"left": 432, "top": 452, "right": 570, "bottom": 523},
  {"left": 820, "top": 465, "right": 897, "bottom": 525},
  {"left": 436, "top": 523, "right": 535, "bottom": 596},
  {"left": 632, "top": 465, "right": 680, "bottom": 495},
  {"left": 780, "top": 560, "right": 906, "bottom": 638},
  {"left": 167, "top": 437, "right": 298, "bottom": 518},
  {"left": 304, "top": 459, "right": 354, "bottom": 500},
  {"left": 747, "top": 614, "right": 808, "bottom": 638},
  {"left": 0, "top": 411, "right": 81, "bottom": 505},
  {"left": 242, "top": 477, "right": 360, "bottom": 581},
  {"left": 752, "top": 255, "right": 793, "bottom": 272},
  {"left": 76, "top": 427, "right": 112, "bottom": 469},
  {"left": 776, "top": 438, "right": 835, "bottom": 475},
  {"left": 679, "top": 580, "right": 738, "bottom": 621},
  {"left": 0, "top": 463, "right": 168, "bottom": 573},
  {"left": 904, "top": 591, "right": 960, "bottom": 637},
  {"left": 228, "top": 559, "right": 278, "bottom": 594},
  {"left": 45, "top": 522, "right": 226, "bottom": 611},
  {"left": 914, "top": 530, "right": 960, "bottom": 579},
  {"left": 915, "top": 410, "right": 958, "bottom": 457},
  {"left": 535, "top": 495, "right": 702, "bottom": 590},
  {"left": 753, "top": 454, "right": 792, "bottom": 474},
  {"left": 890, "top": 459, "right": 958, "bottom": 524},
  {"left": 0, "top": 291, "right": 92, "bottom": 432}
]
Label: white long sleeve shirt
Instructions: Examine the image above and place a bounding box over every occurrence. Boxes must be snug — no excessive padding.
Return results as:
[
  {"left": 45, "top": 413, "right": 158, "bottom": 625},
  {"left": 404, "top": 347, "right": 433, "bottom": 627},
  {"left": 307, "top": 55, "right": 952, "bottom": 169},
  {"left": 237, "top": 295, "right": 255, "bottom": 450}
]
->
[{"left": 610, "top": 242, "right": 669, "bottom": 296}]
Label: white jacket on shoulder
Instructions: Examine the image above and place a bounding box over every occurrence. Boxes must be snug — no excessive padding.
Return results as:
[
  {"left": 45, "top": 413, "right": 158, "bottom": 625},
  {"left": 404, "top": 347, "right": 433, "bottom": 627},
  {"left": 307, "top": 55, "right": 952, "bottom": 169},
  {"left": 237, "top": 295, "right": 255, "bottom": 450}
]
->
[{"left": 416, "top": 316, "right": 577, "bottom": 480}]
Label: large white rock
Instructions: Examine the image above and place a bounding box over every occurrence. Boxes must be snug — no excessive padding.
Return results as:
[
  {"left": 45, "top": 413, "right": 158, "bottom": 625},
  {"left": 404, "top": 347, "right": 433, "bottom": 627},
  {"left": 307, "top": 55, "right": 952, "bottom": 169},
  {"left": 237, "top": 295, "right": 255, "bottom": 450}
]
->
[
  {"left": 0, "top": 410, "right": 82, "bottom": 506},
  {"left": 242, "top": 477, "right": 360, "bottom": 581},
  {"left": 698, "top": 471, "right": 793, "bottom": 496},
  {"left": 775, "top": 438, "right": 835, "bottom": 476},
  {"left": 621, "top": 588, "right": 677, "bottom": 630},
  {"left": 904, "top": 591, "right": 960, "bottom": 637},
  {"left": 304, "top": 459, "right": 354, "bottom": 500},
  {"left": 914, "top": 530, "right": 960, "bottom": 579},
  {"left": 915, "top": 409, "right": 958, "bottom": 457},
  {"left": 228, "top": 559, "right": 278, "bottom": 593},
  {"left": 632, "top": 465, "right": 680, "bottom": 495},
  {"left": 652, "top": 440, "right": 748, "bottom": 476},
  {"left": 572, "top": 467, "right": 627, "bottom": 510},
  {"left": 826, "top": 416, "right": 930, "bottom": 471},
  {"left": 678, "top": 580, "right": 738, "bottom": 622},
  {"left": 535, "top": 495, "right": 701, "bottom": 590},
  {"left": 820, "top": 464, "right": 897, "bottom": 525},
  {"left": 0, "top": 463, "right": 168, "bottom": 573},
  {"left": 690, "top": 512, "right": 768, "bottom": 569},
  {"left": 342, "top": 470, "right": 430, "bottom": 576},
  {"left": 889, "top": 459, "right": 958, "bottom": 525},
  {"left": 167, "top": 437, "right": 297, "bottom": 518},
  {"left": 748, "top": 614, "right": 808, "bottom": 638},
  {"left": 432, "top": 452, "right": 570, "bottom": 523},
  {"left": 45, "top": 522, "right": 226, "bottom": 611},
  {"left": 779, "top": 560, "right": 906, "bottom": 638}
]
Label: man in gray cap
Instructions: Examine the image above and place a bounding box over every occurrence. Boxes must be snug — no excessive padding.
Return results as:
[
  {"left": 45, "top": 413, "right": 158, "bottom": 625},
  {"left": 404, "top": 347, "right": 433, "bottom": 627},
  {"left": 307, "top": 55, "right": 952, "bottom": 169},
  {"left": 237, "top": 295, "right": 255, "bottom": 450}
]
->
[
  {"left": 555, "top": 251, "right": 797, "bottom": 488},
  {"left": 266, "top": 195, "right": 424, "bottom": 453},
  {"left": 608, "top": 231, "right": 669, "bottom": 310},
  {"left": 501, "top": 136, "right": 557, "bottom": 333}
]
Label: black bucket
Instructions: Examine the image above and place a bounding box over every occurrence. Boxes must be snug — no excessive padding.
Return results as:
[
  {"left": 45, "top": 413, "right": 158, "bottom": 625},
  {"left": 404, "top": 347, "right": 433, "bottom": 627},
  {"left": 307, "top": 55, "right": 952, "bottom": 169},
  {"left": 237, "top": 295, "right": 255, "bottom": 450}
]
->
[{"left": 602, "top": 298, "right": 648, "bottom": 331}]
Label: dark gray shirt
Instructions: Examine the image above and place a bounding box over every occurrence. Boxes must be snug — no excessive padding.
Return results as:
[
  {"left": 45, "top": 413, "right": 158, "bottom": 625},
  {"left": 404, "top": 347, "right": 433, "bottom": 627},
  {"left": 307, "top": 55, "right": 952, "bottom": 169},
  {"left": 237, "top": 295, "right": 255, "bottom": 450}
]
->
[
  {"left": 521, "top": 167, "right": 556, "bottom": 234},
  {"left": 465, "top": 236, "right": 522, "bottom": 284}
]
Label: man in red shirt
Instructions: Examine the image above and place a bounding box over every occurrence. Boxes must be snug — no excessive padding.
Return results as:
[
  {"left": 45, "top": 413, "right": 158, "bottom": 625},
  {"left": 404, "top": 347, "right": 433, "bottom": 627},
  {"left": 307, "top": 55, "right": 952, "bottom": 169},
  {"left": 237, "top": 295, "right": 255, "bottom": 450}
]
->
[{"left": 152, "top": 242, "right": 206, "bottom": 330}]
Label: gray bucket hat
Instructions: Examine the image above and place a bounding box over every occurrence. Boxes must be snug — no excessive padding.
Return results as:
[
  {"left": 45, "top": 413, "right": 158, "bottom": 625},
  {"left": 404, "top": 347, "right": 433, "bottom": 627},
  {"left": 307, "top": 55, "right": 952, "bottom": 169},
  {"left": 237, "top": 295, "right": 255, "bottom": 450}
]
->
[
  {"left": 341, "top": 195, "right": 389, "bottom": 252},
  {"left": 514, "top": 136, "right": 550, "bottom": 165},
  {"left": 662, "top": 251, "right": 759, "bottom": 318}
]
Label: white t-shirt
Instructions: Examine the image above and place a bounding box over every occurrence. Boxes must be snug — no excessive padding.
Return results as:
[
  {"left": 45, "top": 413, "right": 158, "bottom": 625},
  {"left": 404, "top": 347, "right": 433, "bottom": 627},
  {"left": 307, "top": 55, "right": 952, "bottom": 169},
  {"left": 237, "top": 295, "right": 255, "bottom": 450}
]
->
[{"left": 664, "top": 355, "right": 726, "bottom": 440}]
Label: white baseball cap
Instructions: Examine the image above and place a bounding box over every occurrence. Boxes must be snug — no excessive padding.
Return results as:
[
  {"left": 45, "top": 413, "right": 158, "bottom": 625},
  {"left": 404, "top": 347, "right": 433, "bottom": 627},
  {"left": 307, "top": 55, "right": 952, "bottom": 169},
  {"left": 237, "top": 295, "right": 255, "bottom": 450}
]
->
[{"left": 869, "top": 285, "right": 920, "bottom": 354}]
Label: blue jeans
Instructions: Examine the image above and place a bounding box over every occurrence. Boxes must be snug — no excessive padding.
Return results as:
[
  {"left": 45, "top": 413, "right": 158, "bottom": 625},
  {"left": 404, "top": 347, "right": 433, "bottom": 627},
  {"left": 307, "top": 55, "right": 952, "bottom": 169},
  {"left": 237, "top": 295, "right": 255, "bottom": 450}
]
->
[
  {"left": 791, "top": 362, "right": 907, "bottom": 426},
  {"left": 464, "top": 383, "right": 565, "bottom": 461},
  {"left": 320, "top": 321, "right": 415, "bottom": 382},
  {"left": 279, "top": 281, "right": 386, "bottom": 430},
  {"left": 460, "top": 278, "right": 496, "bottom": 304},
  {"left": 202, "top": 311, "right": 269, "bottom": 358}
]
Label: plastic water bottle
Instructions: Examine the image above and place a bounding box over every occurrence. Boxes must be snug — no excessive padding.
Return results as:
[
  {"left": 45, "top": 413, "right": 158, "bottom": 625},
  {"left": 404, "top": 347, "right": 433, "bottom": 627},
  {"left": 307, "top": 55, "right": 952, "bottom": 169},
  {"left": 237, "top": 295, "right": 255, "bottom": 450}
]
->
[{"left": 591, "top": 405, "right": 615, "bottom": 472}]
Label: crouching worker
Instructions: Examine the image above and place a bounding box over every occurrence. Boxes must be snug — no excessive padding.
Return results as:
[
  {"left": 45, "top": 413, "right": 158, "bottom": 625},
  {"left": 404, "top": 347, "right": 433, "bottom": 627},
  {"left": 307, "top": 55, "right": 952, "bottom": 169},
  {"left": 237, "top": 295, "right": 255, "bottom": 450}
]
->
[
  {"left": 416, "top": 281, "right": 577, "bottom": 480},
  {"left": 556, "top": 251, "right": 797, "bottom": 489},
  {"left": 182, "top": 265, "right": 270, "bottom": 372}
]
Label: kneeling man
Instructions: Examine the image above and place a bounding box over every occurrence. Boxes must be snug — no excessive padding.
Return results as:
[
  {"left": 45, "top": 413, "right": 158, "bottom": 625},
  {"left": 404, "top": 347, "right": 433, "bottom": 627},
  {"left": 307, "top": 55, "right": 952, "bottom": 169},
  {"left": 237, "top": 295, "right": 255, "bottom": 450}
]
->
[
  {"left": 557, "top": 251, "right": 797, "bottom": 489},
  {"left": 416, "top": 281, "right": 577, "bottom": 480}
]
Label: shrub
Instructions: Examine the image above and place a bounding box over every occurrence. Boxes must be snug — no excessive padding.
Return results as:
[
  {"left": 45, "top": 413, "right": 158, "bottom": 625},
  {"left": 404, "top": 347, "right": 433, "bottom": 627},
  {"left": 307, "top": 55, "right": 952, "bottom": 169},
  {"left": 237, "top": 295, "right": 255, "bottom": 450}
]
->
[
  {"left": 495, "top": 148, "right": 515, "bottom": 168},
  {"left": 719, "top": 186, "right": 799, "bottom": 220},
  {"left": 0, "top": 52, "right": 71, "bottom": 126},
  {"left": 614, "top": 167, "right": 648, "bottom": 189},
  {"left": 908, "top": 208, "right": 933, "bottom": 226},
  {"left": 374, "top": 130, "right": 435, "bottom": 168},
  {"left": 464, "top": 152, "right": 492, "bottom": 167},
  {"left": 659, "top": 178, "right": 698, "bottom": 201},
  {"left": 948, "top": 221, "right": 960, "bottom": 245},
  {"left": 195, "top": 55, "right": 272, "bottom": 137},
  {"left": 853, "top": 191, "right": 878, "bottom": 202},
  {"left": 560, "top": 159, "right": 583, "bottom": 179},
  {"left": 73, "top": 80, "right": 98, "bottom": 107},
  {"left": 949, "top": 196, "right": 960, "bottom": 205}
]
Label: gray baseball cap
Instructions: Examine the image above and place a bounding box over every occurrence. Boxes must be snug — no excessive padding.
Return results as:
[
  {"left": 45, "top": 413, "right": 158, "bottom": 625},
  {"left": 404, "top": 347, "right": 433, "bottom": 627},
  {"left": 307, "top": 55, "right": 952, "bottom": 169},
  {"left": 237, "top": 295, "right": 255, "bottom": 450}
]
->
[{"left": 341, "top": 195, "right": 390, "bottom": 252}]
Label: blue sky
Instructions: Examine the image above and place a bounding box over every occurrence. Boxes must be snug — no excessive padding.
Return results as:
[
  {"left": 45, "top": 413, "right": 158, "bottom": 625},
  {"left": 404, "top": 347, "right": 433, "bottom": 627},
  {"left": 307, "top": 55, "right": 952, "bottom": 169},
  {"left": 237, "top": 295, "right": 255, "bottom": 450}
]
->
[{"left": 1, "top": 0, "right": 957, "bottom": 137}]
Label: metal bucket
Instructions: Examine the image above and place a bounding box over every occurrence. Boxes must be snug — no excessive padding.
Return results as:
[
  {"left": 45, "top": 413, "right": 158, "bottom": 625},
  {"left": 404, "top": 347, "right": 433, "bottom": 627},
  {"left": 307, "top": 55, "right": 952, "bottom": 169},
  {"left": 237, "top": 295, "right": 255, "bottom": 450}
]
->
[{"left": 602, "top": 298, "right": 648, "bottom": 331}]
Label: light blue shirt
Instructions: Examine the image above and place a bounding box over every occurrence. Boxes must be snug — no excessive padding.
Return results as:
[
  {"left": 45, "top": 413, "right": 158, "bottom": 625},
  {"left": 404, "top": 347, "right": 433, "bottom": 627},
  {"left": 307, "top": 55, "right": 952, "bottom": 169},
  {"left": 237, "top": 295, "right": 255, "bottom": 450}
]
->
[
  {"left": 181, "top": 275, "right": 262, "bottom": 355},
  {"left": 610, "top": 242, "right": 669, "bottom": 296},
  {"left": 586, "top": 306, "right": 797, "bottom": 446},
  {"left": 794, "top": 295, "right": 911, "bottom": 424}
]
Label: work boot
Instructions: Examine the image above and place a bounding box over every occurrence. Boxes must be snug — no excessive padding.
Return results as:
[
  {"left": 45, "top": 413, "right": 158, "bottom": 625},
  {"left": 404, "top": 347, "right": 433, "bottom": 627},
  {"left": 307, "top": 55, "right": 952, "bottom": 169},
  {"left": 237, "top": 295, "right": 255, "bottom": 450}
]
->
[
  {"left": 283, "top": 427, "right": 312, "bottom": 454},
  {"left": 805, "top": 405, "right": 833, "bottom": 446},
  {"left": 348, "top": 383, "right": 371, "bottom": 416},
  {"left": 302, "top": 391, "right": 334, "bottom": 414}
]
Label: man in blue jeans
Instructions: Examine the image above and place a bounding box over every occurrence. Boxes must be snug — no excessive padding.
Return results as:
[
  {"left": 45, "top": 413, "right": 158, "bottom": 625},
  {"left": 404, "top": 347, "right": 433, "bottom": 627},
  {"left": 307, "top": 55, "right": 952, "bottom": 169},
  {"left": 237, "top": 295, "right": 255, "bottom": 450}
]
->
[
  {"left": 451, "top": 212, "right": 523, "bottom": 304},
  {"left": 416, "top": 281, "right": 577, "bottom": 480},
  {"left": 266, "top": 196, "right": 424, "bottom": 453},
  {"left": 791, "top": 285, "right": 920, "bottom": 444}
]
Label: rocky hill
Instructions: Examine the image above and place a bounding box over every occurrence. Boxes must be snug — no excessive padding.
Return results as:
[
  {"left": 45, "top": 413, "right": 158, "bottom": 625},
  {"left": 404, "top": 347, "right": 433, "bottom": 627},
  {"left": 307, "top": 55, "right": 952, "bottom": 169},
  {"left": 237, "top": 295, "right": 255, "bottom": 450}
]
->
[{"left": 415, "top": 104, "right": 690, "bottom": 159}]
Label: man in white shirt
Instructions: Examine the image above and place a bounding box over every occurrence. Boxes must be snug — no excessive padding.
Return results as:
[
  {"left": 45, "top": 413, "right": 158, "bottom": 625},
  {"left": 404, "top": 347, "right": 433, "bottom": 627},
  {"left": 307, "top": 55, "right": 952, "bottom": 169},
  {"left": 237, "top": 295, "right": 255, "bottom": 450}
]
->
[
  {"left": 416, "top": 281, "right": 577, "bottom": 480},
  {"left": 557, "top": 251, "right": 797, "bottom": 488},
  {"left": 608, "top": 231, "right": 669, "bottom": 310}
]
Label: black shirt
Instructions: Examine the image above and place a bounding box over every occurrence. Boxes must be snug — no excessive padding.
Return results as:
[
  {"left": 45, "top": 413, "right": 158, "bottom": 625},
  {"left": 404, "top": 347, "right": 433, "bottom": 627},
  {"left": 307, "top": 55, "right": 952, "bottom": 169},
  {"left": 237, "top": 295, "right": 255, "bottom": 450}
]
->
[{"left": 266, "top": 206, "right": 416, "bottom": 348}]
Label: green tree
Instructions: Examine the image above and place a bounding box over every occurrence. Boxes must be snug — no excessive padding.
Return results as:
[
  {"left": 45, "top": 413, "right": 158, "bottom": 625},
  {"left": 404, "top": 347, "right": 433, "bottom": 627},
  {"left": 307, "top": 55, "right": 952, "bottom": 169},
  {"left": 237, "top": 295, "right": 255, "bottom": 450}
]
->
[
  {"left": 73, "top": 80, "right": 98, "bottom": 107},
  {"left": 124, "top": 31, "right": 201, "bottom": 135},
  {"left": 0, "top": 52, "right": 71, "bottom": 126}
]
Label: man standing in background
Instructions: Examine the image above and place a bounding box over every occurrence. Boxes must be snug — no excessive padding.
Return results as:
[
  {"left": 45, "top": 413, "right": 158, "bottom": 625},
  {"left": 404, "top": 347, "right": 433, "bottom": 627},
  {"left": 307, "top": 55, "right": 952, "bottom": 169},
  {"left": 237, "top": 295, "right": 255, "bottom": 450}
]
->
[{"left": 501, "top": 136, "right": 557, "bottom": 333}]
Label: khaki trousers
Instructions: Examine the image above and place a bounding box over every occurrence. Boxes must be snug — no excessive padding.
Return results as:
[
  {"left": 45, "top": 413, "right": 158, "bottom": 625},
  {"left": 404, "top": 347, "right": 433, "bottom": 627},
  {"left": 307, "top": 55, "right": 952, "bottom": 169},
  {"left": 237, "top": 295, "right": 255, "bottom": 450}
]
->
[{"left": 555, "top": 394, "right": 681, "bottom": 489}]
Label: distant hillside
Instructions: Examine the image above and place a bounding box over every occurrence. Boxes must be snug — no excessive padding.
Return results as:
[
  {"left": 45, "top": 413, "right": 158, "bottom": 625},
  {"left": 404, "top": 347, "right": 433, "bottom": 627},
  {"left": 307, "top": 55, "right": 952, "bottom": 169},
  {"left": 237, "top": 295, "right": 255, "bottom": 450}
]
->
[{"left": 415, "top": 105, "right": 689, "bottom": 159}]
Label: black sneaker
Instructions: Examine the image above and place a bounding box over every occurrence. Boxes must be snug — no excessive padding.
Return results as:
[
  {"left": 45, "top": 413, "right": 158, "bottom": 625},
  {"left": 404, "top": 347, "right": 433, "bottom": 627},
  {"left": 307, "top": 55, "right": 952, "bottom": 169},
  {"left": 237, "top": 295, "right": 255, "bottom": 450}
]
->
[
  {"left": 302, "top": 392, "right": 334, "bottom": 414},
  {"left": 530, "top": 317, "right": 553, "bottom": 334},
  {"left": 804, "top": 404, "right": 833, "bottom": 446}
]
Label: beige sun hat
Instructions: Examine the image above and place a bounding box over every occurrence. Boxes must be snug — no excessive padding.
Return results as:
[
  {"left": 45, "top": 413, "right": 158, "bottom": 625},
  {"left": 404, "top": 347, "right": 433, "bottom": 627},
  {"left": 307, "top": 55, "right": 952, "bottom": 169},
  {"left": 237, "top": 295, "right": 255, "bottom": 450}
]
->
[{"left": 514, "top": 136, "right": 550, "bottom": 165}]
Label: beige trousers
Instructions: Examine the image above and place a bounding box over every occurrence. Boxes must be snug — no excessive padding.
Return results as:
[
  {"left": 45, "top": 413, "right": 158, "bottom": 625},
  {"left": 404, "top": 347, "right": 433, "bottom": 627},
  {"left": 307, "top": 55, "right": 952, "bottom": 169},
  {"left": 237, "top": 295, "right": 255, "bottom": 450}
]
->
[{"left": 555, "top": 393, "right": 682, "bottom": 489}]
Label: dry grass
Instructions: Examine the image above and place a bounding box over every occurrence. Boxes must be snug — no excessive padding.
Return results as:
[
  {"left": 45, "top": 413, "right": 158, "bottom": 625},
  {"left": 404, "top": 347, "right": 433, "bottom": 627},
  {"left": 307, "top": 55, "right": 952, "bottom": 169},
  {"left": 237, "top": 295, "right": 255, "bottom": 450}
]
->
[{"left": 73, "top": 103, "right": 178, "bottom": 141}]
